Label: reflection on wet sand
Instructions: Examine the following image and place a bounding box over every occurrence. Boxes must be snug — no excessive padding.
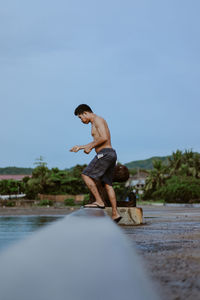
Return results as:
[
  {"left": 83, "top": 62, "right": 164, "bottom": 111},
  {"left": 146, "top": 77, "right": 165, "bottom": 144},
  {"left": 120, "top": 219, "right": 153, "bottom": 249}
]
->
[{"left": 0, "top": 216, "right": 64, "bottom": 252}]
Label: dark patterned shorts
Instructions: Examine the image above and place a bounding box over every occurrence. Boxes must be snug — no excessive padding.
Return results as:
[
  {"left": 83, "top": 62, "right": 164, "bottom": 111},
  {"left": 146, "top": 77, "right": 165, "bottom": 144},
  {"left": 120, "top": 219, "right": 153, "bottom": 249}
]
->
[{"left": 82, "top": 148, "right": 117, "bottom": 186}]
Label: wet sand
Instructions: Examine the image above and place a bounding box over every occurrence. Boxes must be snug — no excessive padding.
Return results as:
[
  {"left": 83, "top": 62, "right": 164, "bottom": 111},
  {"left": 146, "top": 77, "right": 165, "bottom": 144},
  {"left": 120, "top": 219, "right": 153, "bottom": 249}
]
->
[{"left": 123, "top": 206, "right": 200, "bottom": 300}]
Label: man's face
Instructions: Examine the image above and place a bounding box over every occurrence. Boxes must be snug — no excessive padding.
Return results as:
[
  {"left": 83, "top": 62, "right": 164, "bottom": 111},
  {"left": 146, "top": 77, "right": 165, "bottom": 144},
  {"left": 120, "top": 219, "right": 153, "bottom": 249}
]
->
[{"left": 78, "top": 112, "right": 90, "bottom": 124}]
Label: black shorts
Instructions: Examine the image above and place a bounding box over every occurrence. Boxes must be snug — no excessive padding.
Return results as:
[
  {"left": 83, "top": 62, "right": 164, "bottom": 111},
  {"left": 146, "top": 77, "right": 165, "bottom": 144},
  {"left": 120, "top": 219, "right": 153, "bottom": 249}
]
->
[{"left": 82, "top": 148, "right": 117, "bottom": 186}]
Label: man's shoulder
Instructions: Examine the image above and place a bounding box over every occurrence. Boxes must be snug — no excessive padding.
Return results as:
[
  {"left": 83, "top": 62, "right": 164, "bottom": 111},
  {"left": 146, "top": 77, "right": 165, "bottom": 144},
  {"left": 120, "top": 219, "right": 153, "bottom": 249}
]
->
[{"left": 94, "top": 115, "right": 106, "bottom": 124}]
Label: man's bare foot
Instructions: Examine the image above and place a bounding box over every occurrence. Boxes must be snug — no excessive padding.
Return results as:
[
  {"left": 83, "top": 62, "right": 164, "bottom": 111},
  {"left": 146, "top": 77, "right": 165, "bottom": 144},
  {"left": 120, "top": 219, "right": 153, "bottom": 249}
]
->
[
  {"left": 112, "top": 211, "right": 120, "bottom": 219},
  {"left": 112, "top": 213, "right": 121, "bottom": 220},
  {"left": 112, "top": 212, "right": 122, "bottom": 223}
]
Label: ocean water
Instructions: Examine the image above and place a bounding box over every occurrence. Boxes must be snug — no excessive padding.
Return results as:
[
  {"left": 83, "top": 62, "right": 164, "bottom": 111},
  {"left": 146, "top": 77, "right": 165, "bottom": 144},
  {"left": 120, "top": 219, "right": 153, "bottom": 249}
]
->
[{"left": 0, "top": 216, "right": 64, "bottom": 253}]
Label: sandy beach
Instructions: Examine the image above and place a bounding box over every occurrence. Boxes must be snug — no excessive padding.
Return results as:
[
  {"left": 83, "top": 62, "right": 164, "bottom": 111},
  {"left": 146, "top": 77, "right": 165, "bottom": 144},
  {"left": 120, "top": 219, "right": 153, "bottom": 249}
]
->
[{"left": 123, "top": 205, "right": 200, "bottom": 300}]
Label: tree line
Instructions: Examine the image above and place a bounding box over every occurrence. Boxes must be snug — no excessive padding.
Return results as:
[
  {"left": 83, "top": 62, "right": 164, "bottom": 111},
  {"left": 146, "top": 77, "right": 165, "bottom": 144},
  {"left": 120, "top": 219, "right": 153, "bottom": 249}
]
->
[
  {"left": 1, "top": 150, "right": 200, "bottom": 203},
  {"left": 0, "top": 167, "right": 33, "bottom": 175},
  {"left": 0, "top": 162, "right": 127, "bottom": 201},
  {"left": 144, "top": 150, "right": 200, "bottom": 203}
]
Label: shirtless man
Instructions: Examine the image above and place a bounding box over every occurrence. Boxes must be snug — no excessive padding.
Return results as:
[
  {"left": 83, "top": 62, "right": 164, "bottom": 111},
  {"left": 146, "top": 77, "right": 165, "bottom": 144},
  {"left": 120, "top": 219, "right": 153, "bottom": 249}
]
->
[{"left": 70, "top": 104, "right": 121, "bottom": 222}]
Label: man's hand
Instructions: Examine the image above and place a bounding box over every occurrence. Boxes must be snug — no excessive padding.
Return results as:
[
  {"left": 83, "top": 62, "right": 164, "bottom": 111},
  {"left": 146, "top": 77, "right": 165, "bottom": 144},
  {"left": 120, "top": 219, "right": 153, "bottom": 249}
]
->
[
  {"left": 70, "top": 145, "right": 81, "bottom": 153},
  {"left": 84, "top": 145, "right": 92, "bottom": 154},
  {"left": 70, "top": 144, "right": 93, "bottom": 154}
]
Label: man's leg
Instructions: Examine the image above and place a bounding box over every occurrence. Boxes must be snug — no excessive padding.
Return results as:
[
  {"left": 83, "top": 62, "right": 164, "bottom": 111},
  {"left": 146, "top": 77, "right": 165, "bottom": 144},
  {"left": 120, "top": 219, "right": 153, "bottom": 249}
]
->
[
  {"left": 104, "top": 184, "right": 120, "bottom": 219},
  {"left": 81, "top": 174, "right": 105, "bottom": 206}
]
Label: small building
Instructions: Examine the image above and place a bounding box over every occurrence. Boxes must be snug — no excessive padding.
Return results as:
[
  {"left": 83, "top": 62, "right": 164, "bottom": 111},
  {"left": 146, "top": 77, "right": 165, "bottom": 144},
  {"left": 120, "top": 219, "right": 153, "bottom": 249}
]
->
[{"left": 125, "top": 171, "right": 148, "bottom": 194}]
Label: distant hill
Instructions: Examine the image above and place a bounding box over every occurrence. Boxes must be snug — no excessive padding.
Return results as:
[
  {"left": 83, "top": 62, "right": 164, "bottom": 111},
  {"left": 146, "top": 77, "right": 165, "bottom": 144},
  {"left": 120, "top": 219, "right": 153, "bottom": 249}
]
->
[
  {"left": 0, "top": 167, "right": 33, "bottom": 175},
  {"left": 0, "top": 155, "right": 171, "bottom": 173},
  {"left": 125, "top": 155, "right": 170, "bottom": 170}
]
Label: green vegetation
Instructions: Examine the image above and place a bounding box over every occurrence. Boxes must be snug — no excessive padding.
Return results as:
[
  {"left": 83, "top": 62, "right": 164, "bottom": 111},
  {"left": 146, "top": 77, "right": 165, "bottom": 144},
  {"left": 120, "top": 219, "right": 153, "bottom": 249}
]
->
[
  {"left": 0, "top": 158, "right": 127, "bottom": 202},
  {"left": 128, "top": 169, "right": 138, "bottom": 176},
  {"left": 1, "top": 150, "right": 200, "bottom": 204},
  {"left": 113, "top": 182, "right": 130, "bottom": 201},
  {"left": 144, "top": 150, "right": 200, "bottom": 203},
  {"left": 0, "top": 158, "right": 88, "bottom": 200},
  {"left": 153, "top": 176, "right": 200, "bottom": 203},
  {"left": 0, "top": 155, "right": 170, "bottom": 175},
  {"left": 39, "top": 199, "right": 53, "bottom": 206},
  {"left": 81, "top": 194, "right": 90, "bottom": 206},
  {"left": 0, "top": 179, "right": 25, "bottom": 195},
  {"left": 64, "top": 198, "right": 76, "bottom": 206},
  {"left": 125, "top": 155, "right": 170, "bottom": 170},
  {"left": 5, "top": 201, "right": 15, "bottom": 207},
  {"left": 25, "top": 162, "right": 88, "bottom": 199},
  {"left": 0, "top": 167, "right": 33, "bottom": 175}
]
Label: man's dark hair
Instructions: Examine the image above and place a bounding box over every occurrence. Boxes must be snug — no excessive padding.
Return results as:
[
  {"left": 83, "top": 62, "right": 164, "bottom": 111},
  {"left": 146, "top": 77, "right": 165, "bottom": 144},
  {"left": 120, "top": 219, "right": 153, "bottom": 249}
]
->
[{"left": 74, "top": 104, "right": 93, "bottom": 116}]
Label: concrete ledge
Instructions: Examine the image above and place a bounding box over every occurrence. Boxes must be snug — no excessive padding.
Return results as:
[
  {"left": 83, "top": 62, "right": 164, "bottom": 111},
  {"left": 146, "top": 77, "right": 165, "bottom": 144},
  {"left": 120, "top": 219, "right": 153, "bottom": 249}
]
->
[
  {"left": 106, "top": 207, "right": 143, "bottom": 225},
  {"left": 0, "top": 208, "right": 157, "bottom": 300}
]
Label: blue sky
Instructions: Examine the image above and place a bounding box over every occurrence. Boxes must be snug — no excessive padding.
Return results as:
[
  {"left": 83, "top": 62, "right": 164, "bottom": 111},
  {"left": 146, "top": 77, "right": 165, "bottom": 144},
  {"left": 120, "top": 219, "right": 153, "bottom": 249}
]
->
[{"left": 1, "top": 0, "right": 200, "bottom": 169}]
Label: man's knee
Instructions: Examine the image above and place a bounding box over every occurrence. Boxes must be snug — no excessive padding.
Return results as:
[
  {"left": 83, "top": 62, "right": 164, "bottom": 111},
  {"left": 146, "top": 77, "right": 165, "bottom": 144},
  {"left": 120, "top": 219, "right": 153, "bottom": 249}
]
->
[
  {"left": 81, "top": 173, "right": 89, "bottom": 180},
  {"left": 81, "top": 173, "right": 93, "bottom": 185},
  {"left": 104, "top": 183, "right": 113, "bottom": 191}
]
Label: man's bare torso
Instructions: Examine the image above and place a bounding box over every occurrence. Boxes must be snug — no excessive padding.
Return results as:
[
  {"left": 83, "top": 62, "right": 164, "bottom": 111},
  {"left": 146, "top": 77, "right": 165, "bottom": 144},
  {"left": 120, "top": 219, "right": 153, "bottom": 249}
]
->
[{"left": 91, "top": 115, "right": 112, "bottom": 153}]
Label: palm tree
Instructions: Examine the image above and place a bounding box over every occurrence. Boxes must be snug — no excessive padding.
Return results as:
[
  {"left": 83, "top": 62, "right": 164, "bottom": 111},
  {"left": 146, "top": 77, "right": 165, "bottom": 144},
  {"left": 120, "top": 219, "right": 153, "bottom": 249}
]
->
[
  {"left": 168, "top": 149, "right": 200, "bottom": 178},
  {"left": 145, "top": 160, "right": 167, "bottom": 193},
  {"left": 168, "top": 150, "right": 183, "bottom": 175},
  {"left": 191, "top": 153, "right": 200, "bottom": 178}
]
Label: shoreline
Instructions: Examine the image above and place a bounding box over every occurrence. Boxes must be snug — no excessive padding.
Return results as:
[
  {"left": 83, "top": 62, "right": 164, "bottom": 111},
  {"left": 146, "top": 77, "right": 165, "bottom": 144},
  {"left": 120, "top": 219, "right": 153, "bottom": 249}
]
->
[
  {"left": 1, "top": 203, "right": 200, "bottom": 216},
  {"left": 0, "top": 207, "right": 79, "bottom": 216}
]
